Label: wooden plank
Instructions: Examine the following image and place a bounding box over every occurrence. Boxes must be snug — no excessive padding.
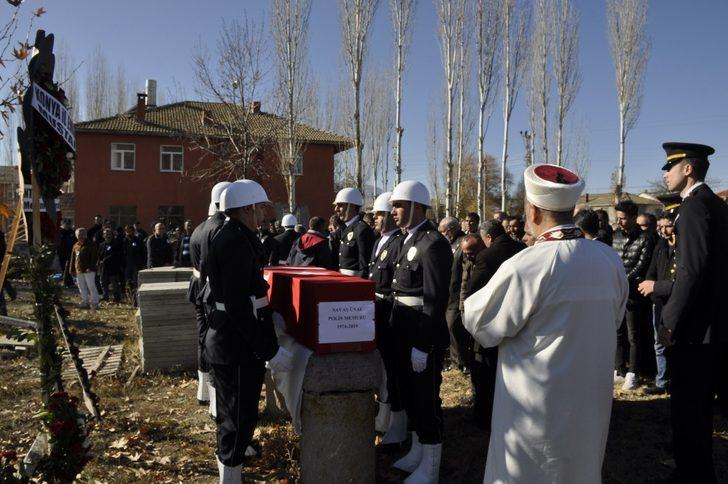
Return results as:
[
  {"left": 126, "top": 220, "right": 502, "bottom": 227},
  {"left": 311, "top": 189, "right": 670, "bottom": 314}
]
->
[
  {"left": 88, "top": 345, "right": 111, "bottom": 377},
  {"left": 0, "top": 315, "right": 38, "bottom": 330}
]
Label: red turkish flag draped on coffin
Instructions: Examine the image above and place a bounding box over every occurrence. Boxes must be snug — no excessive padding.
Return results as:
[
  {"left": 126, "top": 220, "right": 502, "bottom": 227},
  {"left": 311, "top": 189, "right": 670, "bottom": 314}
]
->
[{"left": 264, "top": 266, "right": 376, "bottom": 354}]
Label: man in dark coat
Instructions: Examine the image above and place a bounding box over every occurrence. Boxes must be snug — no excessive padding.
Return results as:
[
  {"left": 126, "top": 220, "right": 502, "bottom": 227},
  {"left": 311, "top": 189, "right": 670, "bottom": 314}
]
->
[
  {"left": 439, "top": 216, "right": 467, "bottom": 372},
  {"left": 466, "top": 220, "right": 525, "bottom": 430},
  {"left": 98, "top": 228, "right": 124, "bottom": 302},
  {"left": 57, "top": 219, "right": 76, "bottom": 287},
  {"left": 204, "top": 180, "right": 292, "bottom": 481},
  {"left": 286, "top": 217, "right": 333, "bottom": 268},
  {"left": 176, "top": 220, "right": 194, "bottom": 267},
  {"left": 274, "top": 214, "right": 300, "bottom": 264},
  {"left": 332, "top": 187, "right": 375, "bottom": 278},
  {"left": 86, "top": 215, "right": 103, "bottom": 246},
  {"left": 389, "top": 181, "right": 452, "bottom": 482},
  {"left": 121, "top": 225, "right": 145, "bottom": 305},
  {"left": 258, "top": 220, "right": 280, "bottom": 267},
  {"left": 658, "top": 142, "right": 728, "bottom": 482},
  {"left": 146, "top": 222, "right": 173, "bottom": 268},
  {"left": 613, "top": 199, "right": 655, "bottom": 389}
]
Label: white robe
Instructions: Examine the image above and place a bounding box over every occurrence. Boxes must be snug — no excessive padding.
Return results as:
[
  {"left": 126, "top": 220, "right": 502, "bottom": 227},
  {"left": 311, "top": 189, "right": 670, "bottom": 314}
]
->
[{"left": 463, "top": 236, "right": 627, "bottom": 484}]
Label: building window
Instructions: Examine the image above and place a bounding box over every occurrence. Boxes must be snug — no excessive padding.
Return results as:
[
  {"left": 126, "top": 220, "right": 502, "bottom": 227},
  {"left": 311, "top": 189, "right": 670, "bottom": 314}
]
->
[
  {"left": 109, "top": 206, "right": 137, "bottom": 229},
  {"left": 158, "top": 205, "right": 184, "bottom": 229},
  {"left": 160, "top": 145, "right": 184, "bottom": 172},
  {"left": 111, "top": 143, "right": 135, "bottom": 171}
]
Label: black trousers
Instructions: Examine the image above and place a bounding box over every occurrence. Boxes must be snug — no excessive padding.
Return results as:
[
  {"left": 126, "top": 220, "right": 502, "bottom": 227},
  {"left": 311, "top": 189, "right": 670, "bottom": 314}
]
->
[
  {"left": 212, "top": 358, "right": 266, "bottom": 467},
  {"left": 471, "top": 346, "right": 498, "bottom": 431},
  {"left": 101, "top": 271, "right": 122, "bottom": 302},
  {"left": 195, "top": 303, "right": 210, "bottom": 374},
  {"left": 667, "top": 344, "right": 718, "bottom": 483},
  {"left": 616, "top": 299, "right": 654, "bottom": 376},
  {"left": 375, "top": 298, "right": 399, "bottom": 409},
  {"left": 446, "top": 309, "right": 472, "bottom": 368}
]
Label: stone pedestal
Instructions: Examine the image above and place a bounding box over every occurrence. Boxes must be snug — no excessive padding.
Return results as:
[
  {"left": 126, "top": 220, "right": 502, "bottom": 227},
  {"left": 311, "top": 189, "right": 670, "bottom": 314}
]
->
[{"left": 300, "top": 351, "right": 381, "bottom": 484}]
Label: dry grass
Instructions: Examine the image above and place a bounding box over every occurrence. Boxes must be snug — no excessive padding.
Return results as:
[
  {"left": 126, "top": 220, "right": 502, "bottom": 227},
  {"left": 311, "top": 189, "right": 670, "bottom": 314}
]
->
[{"left": 1, "top": 283, "right": 727, "bottom": 483}]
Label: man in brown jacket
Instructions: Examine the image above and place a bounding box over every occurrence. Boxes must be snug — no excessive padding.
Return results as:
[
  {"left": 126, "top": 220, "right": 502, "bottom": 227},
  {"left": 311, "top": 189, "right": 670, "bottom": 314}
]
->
[{"left": 69, "top": 228, "right": 99, "bottom": 309}]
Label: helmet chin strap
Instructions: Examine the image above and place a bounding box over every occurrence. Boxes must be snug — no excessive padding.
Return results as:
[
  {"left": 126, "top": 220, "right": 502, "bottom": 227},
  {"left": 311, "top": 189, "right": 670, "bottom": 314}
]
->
[{"left": 406, "top": 202, "right": 415, "bottom": 230}]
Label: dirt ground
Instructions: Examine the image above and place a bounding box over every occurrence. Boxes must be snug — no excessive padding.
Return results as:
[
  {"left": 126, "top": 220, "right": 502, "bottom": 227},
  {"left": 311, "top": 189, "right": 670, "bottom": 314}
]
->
[{"left": 1, "top": 282, "right": 726, "bottom": 483}]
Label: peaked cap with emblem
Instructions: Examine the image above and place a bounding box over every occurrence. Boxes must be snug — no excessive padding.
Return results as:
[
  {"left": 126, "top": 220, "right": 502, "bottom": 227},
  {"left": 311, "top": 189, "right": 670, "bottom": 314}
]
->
[
  {"left": 656, "top": 192, "right": 682, "bottom": 215},
  {"left": 524, "top": 164, "right": 585, "bottom": 212},
  {"left": 661, "top": 142, "right": 715, "bottom": 171}
]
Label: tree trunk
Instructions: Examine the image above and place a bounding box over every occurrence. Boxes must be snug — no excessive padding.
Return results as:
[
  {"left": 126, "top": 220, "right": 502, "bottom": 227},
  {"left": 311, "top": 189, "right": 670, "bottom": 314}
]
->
[
  {"left": 394, "top": 41, "right": 404, "bottom": 186},
  {"left": 616, "top": 109, "right": 625, "bottom": 201},
  {"left": 445, "top": 85, "right": 454, "bottom": 216},
  {"left": 501, "top": 111, "right": 509, "bottom": 212},
  {"left": 477, "top": 106, "right": 486, "bottom": 219},
  {"left": 455, "top": 78, "right": 465, "bottom": 216},
  {"left": 354, "top": 75, "right": 363, "bottom": 193},
  {"left": 556, "top": 102, "right": 564, "bottom": 167},
  {"left": 288, "top": 173, "right": 296, "bottom": 214}
]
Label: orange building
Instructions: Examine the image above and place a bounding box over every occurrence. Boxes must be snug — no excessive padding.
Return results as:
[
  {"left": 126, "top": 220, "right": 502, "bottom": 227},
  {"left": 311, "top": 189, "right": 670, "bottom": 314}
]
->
[{"left": 74, "top": 98, "right": 351, "bottom": 231}]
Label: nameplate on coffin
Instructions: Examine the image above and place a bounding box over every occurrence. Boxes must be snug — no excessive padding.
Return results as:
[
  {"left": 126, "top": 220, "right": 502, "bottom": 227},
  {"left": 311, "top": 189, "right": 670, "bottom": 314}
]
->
[{"left": 318, "top": 301, "right": 375, "bottom": 344}]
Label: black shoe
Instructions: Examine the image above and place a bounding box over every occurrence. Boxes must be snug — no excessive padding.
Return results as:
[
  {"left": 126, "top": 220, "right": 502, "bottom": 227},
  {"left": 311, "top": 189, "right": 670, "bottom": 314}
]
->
[{"left": 642, "top": 385, "right": 667, "bottom": 396}]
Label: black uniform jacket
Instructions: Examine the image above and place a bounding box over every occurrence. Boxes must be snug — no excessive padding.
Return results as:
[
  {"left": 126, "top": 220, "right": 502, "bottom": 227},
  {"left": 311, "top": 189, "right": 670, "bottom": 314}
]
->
[
  {"left": 146, "top": 235, "right": 173, "bottom": 268},
  {"left": 447, "top": 232, "right": 466, "bottom": 311},
  {"left": 391, "top": 220, "right": 453, "bottom": 352},
  {"left": 368, "top": 230, "right": 404, "bottom": 297},
  {"left": 338, "top": 216, "right": 376, "bottom": 278},
  {"left": 188, "top": 212, "right": 226, "bottom": 305},
  {"left": 274, "top": 229, "right": 300, "bottom": 263},
  {"left": 98, "top": 238, "right": 123, "bottom": 276},
  {"left": 645, "top": 238, "right": 676, "bottom": 308},
  {"left": 204, "top": 218, "right": 279, "bottom": 365},
  {"left": 662, "top": 184, "right": 728, "bottom": 345}
]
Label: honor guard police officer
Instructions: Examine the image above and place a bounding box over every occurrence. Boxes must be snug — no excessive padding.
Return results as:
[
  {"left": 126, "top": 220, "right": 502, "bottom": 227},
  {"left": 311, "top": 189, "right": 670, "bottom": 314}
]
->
[
  {"left": 658, "top": 142, "right": 728, "bottom": 483},
  {"left": 388, "top": 181, "right": 452, "bottom": 484},
  {"left": 274, "top": 214, "right": 300, "bottom": 264},
  {"left": 188, "top": 181, "right": 230, "bottom": 418},
  {"left": 332, "top": 187, "right": 375, "bottom": 277},
  {"left": 204, "top": 180, "right": 293, "bottom": 484},
  {"left": 368, "top": 192, "right": 407, "bottom": 445}
]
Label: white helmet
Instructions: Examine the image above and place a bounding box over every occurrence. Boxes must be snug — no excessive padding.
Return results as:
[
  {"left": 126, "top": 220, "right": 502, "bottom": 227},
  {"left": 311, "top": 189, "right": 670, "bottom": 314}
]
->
[
  {"left": 372, "top": 191, "right": 393, "bottom": 213},
  {"left": 281, "top": 214, "right": 297, "bottom": 227},
  {"left": 220, "top": 179, "right": 270, "bottom": 212},
  {"left": 211, "top": 181, "right": 232, "bottom": 204},
  {"left": 333, "top": 187, "right": 364, "bottom": 207},
  {"left": 390, "top": 180, "right": 431, "bottom": 207}
]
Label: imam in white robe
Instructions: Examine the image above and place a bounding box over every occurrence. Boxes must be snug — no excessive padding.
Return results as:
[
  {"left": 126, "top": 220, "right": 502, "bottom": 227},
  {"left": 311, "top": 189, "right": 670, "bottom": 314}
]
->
[{"left": 463, "top": 233, "right": 628, "bottom": 484}]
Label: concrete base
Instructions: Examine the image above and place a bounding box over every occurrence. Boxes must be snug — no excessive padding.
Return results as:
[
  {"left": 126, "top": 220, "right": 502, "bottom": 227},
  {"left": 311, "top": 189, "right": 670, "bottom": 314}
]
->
[{"left": 300, "top": 351, "right": 381, "bottom": 484}]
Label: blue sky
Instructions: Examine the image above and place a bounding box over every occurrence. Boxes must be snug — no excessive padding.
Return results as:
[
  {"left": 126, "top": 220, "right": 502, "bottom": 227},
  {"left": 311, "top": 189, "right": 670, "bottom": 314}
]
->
[{"left": 9, "top": 0, "right": 728, "bottom": 194}]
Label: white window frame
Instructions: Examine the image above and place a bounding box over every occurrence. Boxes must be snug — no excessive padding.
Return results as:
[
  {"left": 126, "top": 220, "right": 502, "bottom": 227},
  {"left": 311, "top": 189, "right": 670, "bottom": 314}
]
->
[
  {"left": 160, "top": 145, "right": 184, "bottom": 173},
  {"left": 111, "top": 143, "right": 136, "bottom": 171}
]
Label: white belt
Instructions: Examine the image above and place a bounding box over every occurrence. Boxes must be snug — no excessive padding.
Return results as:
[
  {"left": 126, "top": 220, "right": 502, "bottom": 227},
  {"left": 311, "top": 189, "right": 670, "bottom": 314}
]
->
[
  {"left": 215, "top": 296, "right": 268, "bottom": 315},
  {"left": 339, "top": 268, "right": 356, "bottom": 276},
  {"left": 394, "top": 295, "right": 424, "bottom": 307},
  {"left": 278, "top": 260, "right": 288, "bottom": 265},
  {"left": 375, "top": 292, "right": 386, "bottom": 299},
  {"left": 192, "top": 268, "right": 201, "bottom": 279}
]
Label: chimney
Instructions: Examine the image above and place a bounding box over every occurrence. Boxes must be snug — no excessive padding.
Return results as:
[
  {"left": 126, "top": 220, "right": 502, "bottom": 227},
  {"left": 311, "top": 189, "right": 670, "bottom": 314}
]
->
[
  {"left": 145, "top": 79, "right": 157, "bottom": 107},
  {"left": 136, "top": 93, "right": 147, "bottom": 122},
  {"left": 249, "top": 101, "right": 261, "bottom": 114}
]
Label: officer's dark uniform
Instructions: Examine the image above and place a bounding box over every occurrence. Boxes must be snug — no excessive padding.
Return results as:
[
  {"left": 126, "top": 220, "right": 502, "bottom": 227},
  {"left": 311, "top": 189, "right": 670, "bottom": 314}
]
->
[
  {"left": 204, "top": 217, "right": 280, "bottom": 467},
  {"left": 188, "top": 211, "right": 226, "bottom": 379},
  {"left": 338, "top": 215, "right": 375, "bottom": 278},
  {"left": 274, "top": 228, "right": 300, "bottom": 264},
  {"left": 390, "top": 220, "right": 452, "bottom": 444},
  {"left": 660, "top": 143, "right": 728, "bottom": 483},
  {"left": 259, "top": 229, "right": 280, "bottom": 266},
  {"left": 368, "top": 229, "right": 404, "bottom": 410}
]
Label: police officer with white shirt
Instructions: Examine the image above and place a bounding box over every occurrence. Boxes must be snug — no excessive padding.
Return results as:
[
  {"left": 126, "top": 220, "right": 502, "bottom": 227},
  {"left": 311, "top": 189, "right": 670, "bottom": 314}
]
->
[
  {"left": 332, "top": 188, "right": 375, "bottom": 277},
  {"left": 368, "top": 192, "right": 407, "bottom": 444},
  {"left": 388, "top": 181, "right": 452, "bottom": 484},
  {"left": 204, "top": 180, "right": 293, "bottom": 484},
  {"left": 188, "top": 181, "right": 230, "bottom": 415}
]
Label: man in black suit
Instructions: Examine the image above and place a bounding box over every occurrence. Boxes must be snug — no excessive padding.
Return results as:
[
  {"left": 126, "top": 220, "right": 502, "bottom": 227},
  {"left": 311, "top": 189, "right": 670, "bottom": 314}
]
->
[
  {"left": 659, "top": 142, "right": 728, "bottom": 483},
  {"left": 466, "top": 219, "right": 525, "bottom": 430},
  {"left": 332, "top": 187, "right": 375, "bottom": 278}
]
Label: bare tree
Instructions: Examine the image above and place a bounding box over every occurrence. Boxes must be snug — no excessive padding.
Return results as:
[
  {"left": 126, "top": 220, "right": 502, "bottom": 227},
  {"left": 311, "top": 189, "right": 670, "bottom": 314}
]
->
[
  {"left": 426, "top": 103, "right": 444, "bottom": 217},
  {"left": 272, "top": 0, "right": 312, "bottom": 214},
  {"left": 190, "top": 17, "right": 271, "bottom": 181},
  {"left": 454, "top": 1, "right": 470, "bottom": 216},
  {"left": 114, "top": 65, "right": 129, "bottom": 114},
  {"left": 84, "top": 46, "right": 113, "bottom": 120},
  {"left": 552, "top": 0, "right": 580, "bottom": 166},
  {"left": 475, "top": 0, "right": 500, "bottom": 218},
  {"left": 389, "top": 0, "right": 417, "bottom": 186},
  {"left": 530, "top": 0, "right": 551, "bottom": 165},
  {"left": 55, "top": 42, "right": 81, "bottom": 122},
  {"left": 499, "top": 0, "right": 529, "bottom": 211},
  {"left": 607, "top": 0, "right": 649, "bottom": 198},
  {"left": 339, "top": 0, "right": 380, "bottom": 192},
  {"left": 436, "top": 0, "right": 465, "bottom": 216},
  {"left": 362, "top": 67, "right": 394, "bottom": 197}
]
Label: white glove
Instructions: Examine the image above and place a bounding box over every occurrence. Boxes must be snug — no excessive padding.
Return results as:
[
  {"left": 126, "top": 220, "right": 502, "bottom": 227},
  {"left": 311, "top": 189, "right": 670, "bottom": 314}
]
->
[
  {"left": 411, "top": 348, "right": 428, "bottom": 373},
  {"left": 267, "top": 347, "right": 294, "bottom": 373}
]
